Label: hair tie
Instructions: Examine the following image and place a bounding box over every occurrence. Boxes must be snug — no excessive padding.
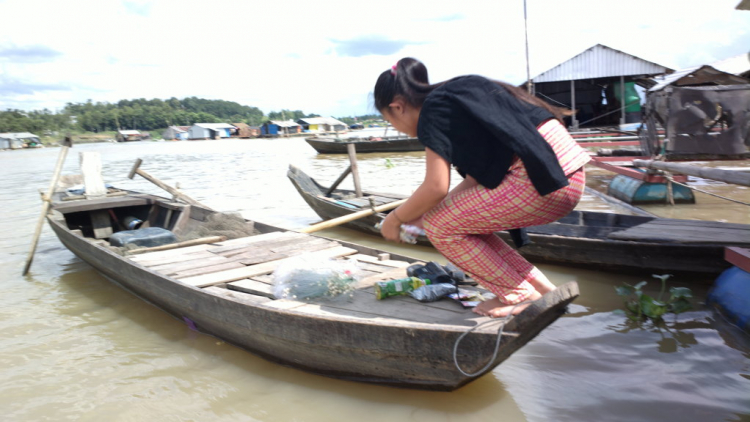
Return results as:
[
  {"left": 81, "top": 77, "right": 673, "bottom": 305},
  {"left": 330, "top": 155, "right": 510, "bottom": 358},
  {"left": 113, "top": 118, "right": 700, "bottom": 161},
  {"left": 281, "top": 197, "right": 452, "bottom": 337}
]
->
[{"left": 390, "top": 64, "right": 397, "bottom": 75}]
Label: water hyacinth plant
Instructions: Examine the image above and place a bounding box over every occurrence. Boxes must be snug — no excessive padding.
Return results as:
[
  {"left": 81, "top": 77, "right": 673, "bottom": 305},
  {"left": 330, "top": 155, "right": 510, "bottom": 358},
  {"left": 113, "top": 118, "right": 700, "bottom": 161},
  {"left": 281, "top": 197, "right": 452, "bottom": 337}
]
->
[{"left": 615, "top": 274, "right": 693, "bottom": 323}]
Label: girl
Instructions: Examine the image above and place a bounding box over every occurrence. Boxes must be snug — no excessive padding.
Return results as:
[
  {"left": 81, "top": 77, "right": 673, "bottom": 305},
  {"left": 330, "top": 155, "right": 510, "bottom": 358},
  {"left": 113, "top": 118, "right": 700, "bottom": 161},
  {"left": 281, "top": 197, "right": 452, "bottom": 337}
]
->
[{"left": 375, "top": 58, "right": 590, "bottom": 318}]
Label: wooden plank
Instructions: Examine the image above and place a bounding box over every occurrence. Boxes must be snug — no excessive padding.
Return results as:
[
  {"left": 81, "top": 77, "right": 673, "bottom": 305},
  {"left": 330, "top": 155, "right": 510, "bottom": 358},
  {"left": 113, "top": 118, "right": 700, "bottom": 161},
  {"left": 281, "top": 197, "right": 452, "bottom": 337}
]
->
[
  {"left": 170, "top": 261, "right": 246, "bottom": 278},
  {"left": 237, "top": 240, "right": 343, "bottom": 265},
  {"left": 128, "top": 244, "right": 213, "bottom": 263},
  {"left": 128, "top": 251, "right": 216, "bottom": 269},
  {"left": 289, "top": 289, "right": 464, "bottom": 323},
  {"left": 350, "top": 253, "right": 411, "bottom": 268},
  {"left": 227, "top": 279, "right": 276, "bottom": 298},
  {"left": 90, "top": 209, "right": 113, "bottom": 239},
  {"left": 218, "top": 235, "right": 334, "bottom": 258},
  {"left": 53, "top": 196, "right": 152, "bottom": 214},
  {"left": 356, "top": 266, "right": 410, "bottom": 288},
  {"left": 179, "top": 245, "right": 359, "bottom": 288},
  {"left": 725, "top": 247, "right": 750, "bottom": 272},
  {"left": 209, "top": 231, "right": 302, "bottom": 254},
  {"left": 608, "top": 220, "right": 750, "bottom": 244},
  {"left": 147, "top": 254, "right": 230, "bottom": 272}
]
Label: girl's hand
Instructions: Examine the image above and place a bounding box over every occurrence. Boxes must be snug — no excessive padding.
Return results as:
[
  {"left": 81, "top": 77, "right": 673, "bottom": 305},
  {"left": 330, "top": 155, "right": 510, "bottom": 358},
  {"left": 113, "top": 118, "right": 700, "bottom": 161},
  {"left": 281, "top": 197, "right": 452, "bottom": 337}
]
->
[{"left": 380, "top": 211, "right": 402, "bottom": 242}]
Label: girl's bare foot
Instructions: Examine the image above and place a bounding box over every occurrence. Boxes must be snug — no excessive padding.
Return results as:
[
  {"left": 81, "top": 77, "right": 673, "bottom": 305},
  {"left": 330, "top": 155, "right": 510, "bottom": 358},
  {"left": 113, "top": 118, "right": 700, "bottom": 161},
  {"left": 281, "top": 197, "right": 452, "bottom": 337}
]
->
[
  {"left": 527, "top": 272, "right": 556, "bottom": 295},
  {"left": 472, "top": 291, "right": 542, "bottom": 318}
]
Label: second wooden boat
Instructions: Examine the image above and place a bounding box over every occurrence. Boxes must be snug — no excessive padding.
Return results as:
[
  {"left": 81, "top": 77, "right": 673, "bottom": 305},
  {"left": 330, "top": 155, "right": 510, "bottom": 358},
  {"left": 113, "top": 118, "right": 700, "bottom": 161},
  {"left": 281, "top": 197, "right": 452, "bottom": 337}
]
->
[
  {"left": 288, "top": 165, "right": 750, "bottom": 277},
  {"left": 305, "top": 136, "right": 424, "bottom": 154}
]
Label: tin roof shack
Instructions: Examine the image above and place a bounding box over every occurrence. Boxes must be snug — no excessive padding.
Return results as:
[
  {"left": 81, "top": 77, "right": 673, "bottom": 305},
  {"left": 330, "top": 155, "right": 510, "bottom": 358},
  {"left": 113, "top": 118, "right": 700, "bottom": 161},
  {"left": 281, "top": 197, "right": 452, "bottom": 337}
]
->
[
  {"left": 297, "top": 117, "right": 347, "bottom": 133},
  {"left": 188, "top": 123, "right": 236, "bottom": 140},
  {"left": 116, "top": 130, "right": 143, "bottom": 142},
  {"left": 0, "top": 132, "right": 40, "bottom": 149},
  {"left": 260, "top": 120, "right": 301, "bottom": 137},
  {"left": 162, "top": 126, "right": 190, "bottom": 141},
  {"left": 529, "top": 44, "right": 672, "bottom": 129},
  {"left": 639, "top": 65, "right": 750, "bottom": 159},
  {"left": 231, "top": 123, "right": 260, "bottom": 138}
]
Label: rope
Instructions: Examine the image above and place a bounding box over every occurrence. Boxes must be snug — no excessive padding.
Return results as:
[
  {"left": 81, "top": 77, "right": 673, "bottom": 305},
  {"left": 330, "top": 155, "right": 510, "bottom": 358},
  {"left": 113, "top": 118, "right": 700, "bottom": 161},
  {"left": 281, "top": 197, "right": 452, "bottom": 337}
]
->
[
  {"left": 664, "top": 174, "right": 750, "bottom": 207},
  {"left": 452, "top": 300, "right": 530, "bottom": 377}
]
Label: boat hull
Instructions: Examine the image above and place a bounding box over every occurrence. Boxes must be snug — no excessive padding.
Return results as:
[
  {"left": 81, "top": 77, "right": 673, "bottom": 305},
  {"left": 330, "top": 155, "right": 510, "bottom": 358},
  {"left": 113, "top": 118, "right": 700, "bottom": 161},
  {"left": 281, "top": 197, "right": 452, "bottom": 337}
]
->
[
  {"left": 47, "top": 198, "right": 577, "bottom": 391},
  {"left": 305, "top": 137, "right": 424, "bottom": 154}
]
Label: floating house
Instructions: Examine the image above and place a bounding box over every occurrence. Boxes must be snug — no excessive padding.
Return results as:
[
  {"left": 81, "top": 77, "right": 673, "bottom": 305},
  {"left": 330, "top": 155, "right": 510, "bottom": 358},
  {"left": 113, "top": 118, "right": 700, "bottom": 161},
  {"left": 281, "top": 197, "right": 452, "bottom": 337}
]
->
[
  {"left": 527, "top": 44, "right": 673, "bottom": 129},
  {"left": 260, "top": 120, "right": 301, "bottom": 137},
  {"left": 296, "top": 117, "right": 347, "bottom": 133},
  {"left": 116, "top": 130, "right": 143, "bottom": 142},
  {"left": 639, "top": 65, "right": 750, "bottom": 157},
  {"left": 188, "top": 123, "right": 236, "bottom": 140},
  {"left": 231, "top": 123, "right": 260, "bottom": 138},
  {"left": 0, "top": 132, "right": 40, "bottom": 149},
  {"left": 162, "top": 126, "right": 190, "bottom": 141}
]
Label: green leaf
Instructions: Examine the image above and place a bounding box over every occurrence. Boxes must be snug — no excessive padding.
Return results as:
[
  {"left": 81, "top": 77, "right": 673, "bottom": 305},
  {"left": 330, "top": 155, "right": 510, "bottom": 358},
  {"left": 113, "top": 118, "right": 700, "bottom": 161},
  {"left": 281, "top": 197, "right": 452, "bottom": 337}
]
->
[
  {"left": 634, "top": 281, "right": 648, "bottom": 290},
  {"left": 669, "top": 297, "right": 693, "bottom": 314},
  {"left": 612, "top": 309, "right": 626, "bottom": 315},
  {"left": 652, "top": 274, "right": 673, "bottom": 282},
  {"left": 615, "top": 285, "right": 635, "bottom": 297},
  {"left": 640, "top": 294, "right": 667, "bottom": 319},
  {"left": 670, "top": 287, "right": 693, "bottom": 300}
]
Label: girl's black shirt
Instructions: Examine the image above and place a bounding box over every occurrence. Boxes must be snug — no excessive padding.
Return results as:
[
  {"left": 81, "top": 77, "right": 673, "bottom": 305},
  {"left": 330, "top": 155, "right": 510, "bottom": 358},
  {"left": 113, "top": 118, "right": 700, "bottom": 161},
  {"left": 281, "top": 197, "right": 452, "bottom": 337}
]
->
[{"left": 417, "top": 75, "right": 568, "bottom": 196}]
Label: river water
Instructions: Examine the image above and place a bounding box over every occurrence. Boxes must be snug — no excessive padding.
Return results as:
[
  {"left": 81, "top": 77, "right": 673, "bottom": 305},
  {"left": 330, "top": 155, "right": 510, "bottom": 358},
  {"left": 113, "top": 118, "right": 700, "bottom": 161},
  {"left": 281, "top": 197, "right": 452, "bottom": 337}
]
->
[{"left": 1, "top": 139, "right": 749, "bottom": 422}]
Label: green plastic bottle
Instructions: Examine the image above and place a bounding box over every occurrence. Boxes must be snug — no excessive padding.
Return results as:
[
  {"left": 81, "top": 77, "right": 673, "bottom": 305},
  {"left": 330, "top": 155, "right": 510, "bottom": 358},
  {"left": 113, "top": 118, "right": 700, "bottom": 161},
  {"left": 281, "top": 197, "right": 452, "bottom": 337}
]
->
[{"left": 375, "top": 277, "right": 431, "bottom": 300}]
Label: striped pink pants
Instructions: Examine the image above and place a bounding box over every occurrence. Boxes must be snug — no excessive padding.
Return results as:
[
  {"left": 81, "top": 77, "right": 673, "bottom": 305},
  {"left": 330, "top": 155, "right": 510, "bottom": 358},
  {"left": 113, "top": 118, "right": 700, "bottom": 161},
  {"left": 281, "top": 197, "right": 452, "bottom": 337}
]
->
[{"left": 423, "top": 161, "right": 586, "bottom": 304}]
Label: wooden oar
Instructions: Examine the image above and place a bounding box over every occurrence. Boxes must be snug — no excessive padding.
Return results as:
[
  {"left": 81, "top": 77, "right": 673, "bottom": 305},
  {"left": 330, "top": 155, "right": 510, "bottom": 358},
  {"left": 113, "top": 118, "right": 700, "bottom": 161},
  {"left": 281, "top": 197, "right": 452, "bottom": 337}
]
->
[
  {"left": 23, "top": 145, "right": 70, "bottom": 275},
  {"left": 299, "top": 198, "right": 407, "bottom": 233}
]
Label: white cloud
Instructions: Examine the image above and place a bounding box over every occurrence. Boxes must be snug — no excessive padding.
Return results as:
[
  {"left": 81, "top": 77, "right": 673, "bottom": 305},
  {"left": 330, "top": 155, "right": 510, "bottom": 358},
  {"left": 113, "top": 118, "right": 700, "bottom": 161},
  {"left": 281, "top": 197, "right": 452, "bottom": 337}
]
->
[{"left": 0, "top": 0, "right": 748, "bottom": 117}]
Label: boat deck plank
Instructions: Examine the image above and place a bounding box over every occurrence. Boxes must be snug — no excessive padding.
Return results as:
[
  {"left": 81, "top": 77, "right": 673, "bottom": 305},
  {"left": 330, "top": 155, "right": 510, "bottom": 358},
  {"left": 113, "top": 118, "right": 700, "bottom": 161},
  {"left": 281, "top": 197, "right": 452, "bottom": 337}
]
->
[
  {"left": 179, "top": 245, "right": 359, "bottom": 287},
  {"left": 608, "top": 220, "right": 750, "bottom": 245}
]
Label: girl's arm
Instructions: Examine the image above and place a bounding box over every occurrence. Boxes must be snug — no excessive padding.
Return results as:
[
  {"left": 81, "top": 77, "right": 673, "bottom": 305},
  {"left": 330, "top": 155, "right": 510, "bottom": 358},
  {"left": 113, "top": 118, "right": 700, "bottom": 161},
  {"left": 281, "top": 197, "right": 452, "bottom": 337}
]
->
[{"left": 380, "top": 147, "right": 451, "bottom": 242}]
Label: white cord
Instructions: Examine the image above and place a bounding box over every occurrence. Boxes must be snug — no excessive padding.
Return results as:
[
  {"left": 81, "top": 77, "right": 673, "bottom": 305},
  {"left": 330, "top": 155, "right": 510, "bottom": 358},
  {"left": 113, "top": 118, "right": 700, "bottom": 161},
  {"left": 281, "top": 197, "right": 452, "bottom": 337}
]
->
[{"left": 452, "top": 301, "right": 531, "bottom": 377}]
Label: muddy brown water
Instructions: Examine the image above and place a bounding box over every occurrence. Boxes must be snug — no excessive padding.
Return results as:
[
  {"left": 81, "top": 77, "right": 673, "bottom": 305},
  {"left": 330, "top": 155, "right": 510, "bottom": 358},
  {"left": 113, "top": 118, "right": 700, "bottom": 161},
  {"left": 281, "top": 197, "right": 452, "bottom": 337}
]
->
[{"left": 1, "top": 139, "right": 748, "bottom": 421}]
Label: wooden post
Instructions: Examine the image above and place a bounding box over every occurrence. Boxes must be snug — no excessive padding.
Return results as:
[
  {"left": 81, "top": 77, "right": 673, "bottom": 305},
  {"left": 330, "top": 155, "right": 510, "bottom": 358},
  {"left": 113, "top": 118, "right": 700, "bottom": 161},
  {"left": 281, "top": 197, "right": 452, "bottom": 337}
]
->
[
  {"left": 571, "top": 80, "right": 578, "bottom": 129},
  {"left": 346, "top": 143, "right": 363, "bottom": 197},
  {"left": 620, "top": 75, "right": 626, "bottom": 126},
  {"left": 324, "top": 165, "right": 352, "bottom": 197},
  {"left": 23, "top": 145, "right": 69, "bottom": 275}
]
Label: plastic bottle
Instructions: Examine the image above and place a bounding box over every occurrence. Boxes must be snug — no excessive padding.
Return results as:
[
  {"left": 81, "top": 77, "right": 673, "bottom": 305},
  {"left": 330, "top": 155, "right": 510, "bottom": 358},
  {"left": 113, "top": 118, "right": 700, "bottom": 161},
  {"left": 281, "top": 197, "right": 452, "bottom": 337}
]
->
[{"left": 375, "top": 277, "right": 431, "bottom": 300}]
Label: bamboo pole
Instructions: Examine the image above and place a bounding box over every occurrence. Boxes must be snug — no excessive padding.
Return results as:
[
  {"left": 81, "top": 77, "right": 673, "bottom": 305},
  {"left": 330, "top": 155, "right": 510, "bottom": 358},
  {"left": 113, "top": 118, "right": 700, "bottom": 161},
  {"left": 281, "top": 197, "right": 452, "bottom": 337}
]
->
[
  {"left": 23, "top": 146, "right": 69, "bottom": 275},
  {"left": 299, "top": 198, "right": 407, "bottom": 233},
  {"left": 633, "top": 160, "right": 750, "bottom": 187},
  {"left": 127, "top": 236, "right": 227, "bottom": 255}
]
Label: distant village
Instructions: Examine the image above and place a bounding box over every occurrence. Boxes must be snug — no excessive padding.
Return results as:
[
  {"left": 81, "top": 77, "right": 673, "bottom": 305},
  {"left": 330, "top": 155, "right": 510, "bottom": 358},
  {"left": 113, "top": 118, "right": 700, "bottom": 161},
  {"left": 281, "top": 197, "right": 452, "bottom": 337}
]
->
[{"left": 0, "top": 116, "right": 366, "bottom": 149}]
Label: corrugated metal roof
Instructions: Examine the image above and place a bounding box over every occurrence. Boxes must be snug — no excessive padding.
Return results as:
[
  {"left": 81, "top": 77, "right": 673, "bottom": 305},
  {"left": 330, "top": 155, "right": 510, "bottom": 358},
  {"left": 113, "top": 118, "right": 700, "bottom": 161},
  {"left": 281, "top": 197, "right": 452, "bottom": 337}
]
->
[
  {"left": 193, "top": 123, "right": 236, "bottom": 130},
  {"left": 648, "top": 65, "right": 749, "bottom": 92},
  {"left": 0, "top": 132, "right": 39, "bottom": 139},
  {"left": 297, "top": 117, "right": 346, "bottom": 126},
  {"left": 270, "top": 120, "right": 300, "bottom": 128},
  {"left": 532, "top": 44, "right": 672, "bottom": 83}
]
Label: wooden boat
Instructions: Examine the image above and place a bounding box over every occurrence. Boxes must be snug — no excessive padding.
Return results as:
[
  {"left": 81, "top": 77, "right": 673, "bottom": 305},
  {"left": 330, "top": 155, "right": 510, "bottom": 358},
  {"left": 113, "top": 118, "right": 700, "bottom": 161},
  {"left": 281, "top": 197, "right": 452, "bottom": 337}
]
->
[
  {"left": 46, "top": 187, "right": 578, "bottom": 391},
  {"left": 288, "top": 165, "right": 750, "bottom": 277},
  {"left": 305, "top": 136, "right": 424, "bottom": 154}
]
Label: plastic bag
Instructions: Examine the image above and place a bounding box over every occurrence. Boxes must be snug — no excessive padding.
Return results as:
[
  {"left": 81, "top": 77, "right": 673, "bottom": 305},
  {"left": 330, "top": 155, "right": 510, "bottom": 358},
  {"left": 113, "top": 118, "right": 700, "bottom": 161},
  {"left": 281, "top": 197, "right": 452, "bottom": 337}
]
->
[
  {"left": 409, "top": 283, "right": 457, "bottom": 302},
  {"left": 272, "top": 254, "right": 359, "bottom": 301}
]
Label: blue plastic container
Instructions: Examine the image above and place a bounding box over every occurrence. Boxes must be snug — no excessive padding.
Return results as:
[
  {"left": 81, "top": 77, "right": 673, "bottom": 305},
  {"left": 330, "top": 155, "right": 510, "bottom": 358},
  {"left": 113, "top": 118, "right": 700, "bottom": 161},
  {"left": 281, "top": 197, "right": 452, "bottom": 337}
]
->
[
  {"left": 707, "top": 266, "right": 750, "bottom": 333},
  {"left": 109, "top": 227, "right": 178, "bottom": 248}
]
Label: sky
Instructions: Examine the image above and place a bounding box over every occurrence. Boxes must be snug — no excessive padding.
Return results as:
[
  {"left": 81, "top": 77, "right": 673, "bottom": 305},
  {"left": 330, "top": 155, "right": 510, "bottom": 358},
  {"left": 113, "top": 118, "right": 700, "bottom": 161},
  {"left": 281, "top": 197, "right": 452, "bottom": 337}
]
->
[{"left": 1, "top": 0, "right": 748, "bottom": 118}]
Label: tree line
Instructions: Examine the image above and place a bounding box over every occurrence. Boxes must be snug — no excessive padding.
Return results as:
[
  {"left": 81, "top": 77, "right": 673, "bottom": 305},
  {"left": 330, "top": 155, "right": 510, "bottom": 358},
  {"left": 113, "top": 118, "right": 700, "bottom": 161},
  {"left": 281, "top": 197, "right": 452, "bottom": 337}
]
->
[{"left": 0, "top": 97, "right": 381, "bottom": 135}]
